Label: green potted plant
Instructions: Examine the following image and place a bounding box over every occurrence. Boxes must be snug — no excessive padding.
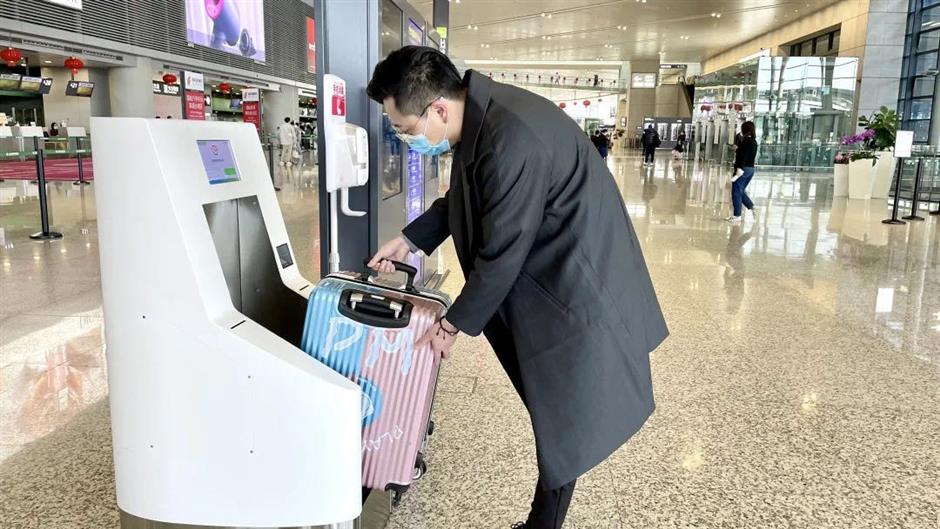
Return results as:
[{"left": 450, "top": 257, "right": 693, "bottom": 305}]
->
[{"left": 858, "top": 107, "right": 900, "bottom": 198}]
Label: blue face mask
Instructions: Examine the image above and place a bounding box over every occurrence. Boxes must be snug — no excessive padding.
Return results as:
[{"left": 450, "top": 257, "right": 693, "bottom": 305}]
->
[{"left": 398, "top": 99, "right": 451, "bottom": 156}]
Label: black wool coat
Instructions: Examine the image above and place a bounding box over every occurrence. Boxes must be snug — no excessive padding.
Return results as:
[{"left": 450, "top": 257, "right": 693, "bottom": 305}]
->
[{"left": 403, "top": 70, "right": 669, "bottom": 490}]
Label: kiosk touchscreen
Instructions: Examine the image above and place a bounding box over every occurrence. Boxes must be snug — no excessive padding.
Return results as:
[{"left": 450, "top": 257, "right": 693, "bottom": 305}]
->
[{"left": 90, "top": 118, "right": 361, "bottom": 528}]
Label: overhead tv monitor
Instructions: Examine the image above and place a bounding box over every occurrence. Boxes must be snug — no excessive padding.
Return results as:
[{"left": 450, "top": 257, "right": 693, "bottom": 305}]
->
[
  {"left": 19, "top": 76, "right": 43, "bottom": 92},
  {"left": 0, "top": 73, "right": 22, "bottom": 90},
  {"left": 197, "top": 139, "right": 241, "bottom": 185},
  {"left": 185, "top": 0, "right": 266, "bottom": 62},
  {"left": 66, "top": 80, "right": 95, "bottom": 97}
]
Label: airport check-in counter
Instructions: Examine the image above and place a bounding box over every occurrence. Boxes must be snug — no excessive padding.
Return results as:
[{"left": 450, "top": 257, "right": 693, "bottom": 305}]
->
[{"left": 91, "top": 118, "right": 361, "bottom": 528}]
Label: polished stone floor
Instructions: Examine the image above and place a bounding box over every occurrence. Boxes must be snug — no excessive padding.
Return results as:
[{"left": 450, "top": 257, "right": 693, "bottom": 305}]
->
[{"left": 1, "top": 154, "right": 939, "bottom": 528}]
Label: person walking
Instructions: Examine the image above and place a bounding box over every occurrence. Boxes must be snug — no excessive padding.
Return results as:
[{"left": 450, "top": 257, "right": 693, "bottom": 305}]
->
[
  {"left": 277, "top": 117, "right": 295, "bottom": 168},
  {"left": 366, "top": 46, "right": 668, "bottom": 529},
  {"left": 727, "top": 120, "right": 758, "bottom": 223},
  {"left": 591, "top": 129, "right": 610, "bottom": 160},
  {"left": 641, "top": 124, "right": 660, "bottom": 166}
]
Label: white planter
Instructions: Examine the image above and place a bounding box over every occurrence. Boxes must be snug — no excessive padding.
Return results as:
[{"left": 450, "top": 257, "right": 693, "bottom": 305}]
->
[
  {"left": 833, "top": 164, "right": 849, "bottom": 197},
  {"left": 871, "top": 151, "right": 897, "bottom": 199},
  {"left": 848, "top": 159, "right": 876, "bottom": 200}
]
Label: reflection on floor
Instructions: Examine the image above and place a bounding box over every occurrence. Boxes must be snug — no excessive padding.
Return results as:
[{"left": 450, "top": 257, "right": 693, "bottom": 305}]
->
[{"left": 2, "top": 154, "right": 939, "bottom": 528}]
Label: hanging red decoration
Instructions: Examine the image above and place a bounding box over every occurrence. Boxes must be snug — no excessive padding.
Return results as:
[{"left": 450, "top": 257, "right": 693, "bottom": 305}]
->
[
  {"left": 559, "top": 102, "right": 566, "bottom": 109},
  {"left": 583, "top": 100, "right": 591, "bottom": 106},
  {"left": 218, "top": 82, "right": 232, "bottom": 94},
  {"left": 1, "top": 47, "right": 22, "bottom": 68},
  {"left": 64, "top": 56, "right": 84, "bottom": 76},
  {"left": 162, "top": 73, "right": 178, "bottom": 85}
]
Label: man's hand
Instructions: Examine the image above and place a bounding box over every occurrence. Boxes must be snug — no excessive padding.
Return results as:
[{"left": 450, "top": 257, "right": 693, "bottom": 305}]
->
[
  {"left": 417, "top": 318, "right": 459, "bottom": 364},
  {"left": 368, "top": 236, "right": 412, "bottom": 274}
]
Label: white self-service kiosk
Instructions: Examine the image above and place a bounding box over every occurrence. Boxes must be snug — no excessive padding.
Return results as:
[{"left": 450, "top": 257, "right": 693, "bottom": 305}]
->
[{"left": 91, "top": 117, "right": 363, "bottom": 528}]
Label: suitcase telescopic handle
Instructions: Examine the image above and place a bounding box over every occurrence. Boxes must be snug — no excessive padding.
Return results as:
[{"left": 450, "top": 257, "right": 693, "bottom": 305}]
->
[{"left": 361, "top": 259, "right": 418, "bottom": 293}]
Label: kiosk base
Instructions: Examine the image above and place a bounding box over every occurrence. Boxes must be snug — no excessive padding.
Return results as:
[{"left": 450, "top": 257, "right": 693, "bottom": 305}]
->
[{"left": 118, "top": 490, "right": 392, "bottom": 529}]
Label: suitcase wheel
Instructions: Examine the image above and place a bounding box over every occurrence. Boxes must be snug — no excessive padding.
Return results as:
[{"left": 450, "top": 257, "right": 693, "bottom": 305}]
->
[
  {"left": 413, "top": 452, "right": 428, "bottom": 480},
  {"left": 427, "top": 420, "right": 435, "bottom": 437},
  {"left": 387, "top": 483, "right": 409, "bottom": 508}
]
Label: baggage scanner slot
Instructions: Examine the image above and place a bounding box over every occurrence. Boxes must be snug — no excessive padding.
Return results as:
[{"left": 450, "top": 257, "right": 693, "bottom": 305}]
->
[{"left": 204, "top": 196, "right": 308, "bottom": 346}]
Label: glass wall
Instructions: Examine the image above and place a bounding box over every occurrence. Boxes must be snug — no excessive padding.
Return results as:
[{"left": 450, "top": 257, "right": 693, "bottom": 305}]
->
[
  {"left": 899, "top": 0, "right": 940, "bottom": 144},
  {"left": 694, "top": 56, "right": 859, "bottom": 167}
]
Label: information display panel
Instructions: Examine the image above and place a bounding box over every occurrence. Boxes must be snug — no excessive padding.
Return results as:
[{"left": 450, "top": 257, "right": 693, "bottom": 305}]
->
[{"left": 197, "top": 140, "right": 241, "bottom": 185}]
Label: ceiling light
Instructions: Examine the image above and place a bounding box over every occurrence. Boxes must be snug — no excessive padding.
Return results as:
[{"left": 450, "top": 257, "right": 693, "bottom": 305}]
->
[
  {"left": 43, "top": 60, "right": 52, "bottom": 64},
  {"left": 540, "top": 12, "right": 546, "bottom": 17}
]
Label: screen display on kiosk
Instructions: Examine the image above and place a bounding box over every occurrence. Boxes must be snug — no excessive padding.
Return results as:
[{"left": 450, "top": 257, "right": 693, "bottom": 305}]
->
[{"left": 197, "top": 140, "right": 241, "bottom": 185}]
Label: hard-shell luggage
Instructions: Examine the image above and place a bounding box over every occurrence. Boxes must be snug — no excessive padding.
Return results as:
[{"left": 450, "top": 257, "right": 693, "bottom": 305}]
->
[{"left": 300, "top": 261, "right": 450, "bottom": 498}]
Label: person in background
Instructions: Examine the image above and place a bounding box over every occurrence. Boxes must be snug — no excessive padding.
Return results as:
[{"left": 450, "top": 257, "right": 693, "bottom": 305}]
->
[
  {"left": 292, "top": 120, "right": 303, "bottom": 159},
  {"left": 366, "top": 46, "right": 667, "bottom": 529},
  {"left": 48, "top": 122, "right": 60, "bottom": 137},
  {"left": 641, "top": 124, "right": 660, "bottom": 167},
  {"left": 277, "top": 117, "right": 295, "bottom": 168},
  {"left": 676, "top": 128, "right": 686, "bottom": 152},
  {"left": 727, "top": 120, "right": 758, "bottom": 223},
  {"left": 591, "top": 129, "right": 609, "bottom": 160}
]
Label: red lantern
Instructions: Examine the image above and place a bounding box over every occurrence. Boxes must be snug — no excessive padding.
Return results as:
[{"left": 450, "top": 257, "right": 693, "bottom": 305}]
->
[
  {"left": 218, "top": 82, "right": 232, "bottom": 94},
  {"left": 583, "top": 100, "right": 591, "bottom": 106},
  {"left": 1, "top": 47, "right": 22, "bottom": 68},
  {"left": 162, "top": 73, "right": 178, "bottom": 85},
  {"left": 64, "top": 56, "right": 84, "bottom": 76},
  {"left": 559, "top": 102, "right": 566, "bottom": 109}
]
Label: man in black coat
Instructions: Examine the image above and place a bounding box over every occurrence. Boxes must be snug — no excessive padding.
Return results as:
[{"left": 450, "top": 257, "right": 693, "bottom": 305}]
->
[
  {"left": 367, "top": 46, "right": 668, "bottom": 529},
  {"left": 641, "top": 124, "right": 661, "bottom": 167}
]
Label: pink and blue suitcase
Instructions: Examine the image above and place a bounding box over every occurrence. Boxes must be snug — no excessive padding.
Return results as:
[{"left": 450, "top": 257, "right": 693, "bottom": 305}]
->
[{"left": 301, "top": 261, "right": 450, "bottom": 499}]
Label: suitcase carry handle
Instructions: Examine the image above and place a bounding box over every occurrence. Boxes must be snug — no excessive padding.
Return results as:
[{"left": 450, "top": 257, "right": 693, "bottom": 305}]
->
[
  {"left": 361, "top": 259, "right": 419, "bottom": 293},
  {"left": 339, "top": 290, "right": 413, "bottom": 328}
]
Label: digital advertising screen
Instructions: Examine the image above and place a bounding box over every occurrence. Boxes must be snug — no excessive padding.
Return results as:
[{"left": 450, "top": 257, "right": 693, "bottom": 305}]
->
[
  {"left": 0, "top": 74, "right": 22, "bottom": 90},
  {"left": 66, "top": 80, "right": 95, "bottom": 97},
  {"left": 185, "top": 0, "right": 266, "bottom": 62},
  {"left": 18, "top": 76, "right": 43, "bottom": 92},
  {"left": 229, "top": 98, "right": 242, "bottom": 110},
  {"left": 197, "top": 140, "right": 241, "bottom": 185}
]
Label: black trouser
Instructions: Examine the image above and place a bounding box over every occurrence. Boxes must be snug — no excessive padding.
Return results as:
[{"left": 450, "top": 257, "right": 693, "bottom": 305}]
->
[
  {"left": 485, "top": 318, "right": 578, "bottom": 529},
  {"left": 643, "top": 146, "right": 655, "bottom": 163},
  {"left": 527, "top": 476, "right": 577, "bottom": 529}
]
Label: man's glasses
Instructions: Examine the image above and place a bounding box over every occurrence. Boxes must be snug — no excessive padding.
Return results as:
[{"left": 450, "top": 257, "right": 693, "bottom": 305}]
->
[{"left": 394, "top": 95, "right": 442, "bottom": 141}]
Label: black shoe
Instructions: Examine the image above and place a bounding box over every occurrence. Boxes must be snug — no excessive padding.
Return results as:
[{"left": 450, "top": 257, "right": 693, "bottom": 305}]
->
[
  {"left": 511, "top": 523, "right": 526, "bottom": 529},
  {"left": 274, "top": 187, "right": 282, "bottom": 191}
]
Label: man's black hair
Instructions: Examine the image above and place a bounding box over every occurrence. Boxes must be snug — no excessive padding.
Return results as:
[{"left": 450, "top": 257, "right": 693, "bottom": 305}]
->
[{"left": 367, "top": 45, "right": 465, "bottom": 116}]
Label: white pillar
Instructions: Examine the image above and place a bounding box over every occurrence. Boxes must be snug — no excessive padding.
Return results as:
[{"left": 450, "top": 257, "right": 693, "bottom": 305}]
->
[
  {"left": 108, "top": 56, "right": 155, "bottom": 118},
  {"left": 262, "top": 86, "right": 299, "bottom": 138}
]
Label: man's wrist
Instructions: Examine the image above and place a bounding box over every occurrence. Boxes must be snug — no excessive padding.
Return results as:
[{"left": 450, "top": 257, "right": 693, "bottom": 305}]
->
[{"left": 440, "top": 317, "right": 459, "bottom": 335}]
